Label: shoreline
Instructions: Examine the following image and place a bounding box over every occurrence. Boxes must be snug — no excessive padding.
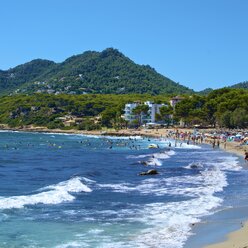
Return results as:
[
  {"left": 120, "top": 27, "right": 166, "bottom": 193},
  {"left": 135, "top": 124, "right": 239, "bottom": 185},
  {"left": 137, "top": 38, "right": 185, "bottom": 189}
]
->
[
  {"left": 1, "top": 126, "right": 248, "bottom": 247},
  {"left": 1, "top": 126, "right": 246, "bottom": 158},
  {"left": 204, "top": 221, "right": 248, "bottom": 248}
]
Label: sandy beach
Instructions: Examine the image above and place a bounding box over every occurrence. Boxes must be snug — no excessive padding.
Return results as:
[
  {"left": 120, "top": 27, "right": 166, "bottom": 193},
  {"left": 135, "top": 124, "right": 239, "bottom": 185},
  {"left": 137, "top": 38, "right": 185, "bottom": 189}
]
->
[{"left": 204, "top": 221, "right": 248, "bottom": 248}]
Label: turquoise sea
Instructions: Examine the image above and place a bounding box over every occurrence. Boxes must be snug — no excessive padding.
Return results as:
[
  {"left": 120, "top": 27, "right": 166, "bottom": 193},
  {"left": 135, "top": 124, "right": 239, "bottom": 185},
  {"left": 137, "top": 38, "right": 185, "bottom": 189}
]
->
[{"left": 0, "top": 131, "right": 247, "bottom": 248}]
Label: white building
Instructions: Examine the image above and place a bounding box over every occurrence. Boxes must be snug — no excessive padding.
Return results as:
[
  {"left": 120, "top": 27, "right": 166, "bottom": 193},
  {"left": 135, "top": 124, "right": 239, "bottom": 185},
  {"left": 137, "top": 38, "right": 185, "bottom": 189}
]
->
[{"left": 124, "top": 101, "right": 168, "bottom": 124}]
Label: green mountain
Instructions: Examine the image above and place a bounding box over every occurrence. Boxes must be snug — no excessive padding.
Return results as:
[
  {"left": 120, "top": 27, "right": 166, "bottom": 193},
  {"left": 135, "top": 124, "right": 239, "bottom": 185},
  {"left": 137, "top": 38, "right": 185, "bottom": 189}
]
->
[
  {"left": 0, "top": 59, "right": 55, "bottom": 95},
  {"left": 198, "top": 81, "right": 248, "bottom": 95},
  {"left": 197, "top": 88, "right": 214, "bottom": 95},
  {"left": 230, "top": 81, "right": 248, "bottom": 89},
  {"left": 0, "top": 48, "right": 193, "bottom": 95}
]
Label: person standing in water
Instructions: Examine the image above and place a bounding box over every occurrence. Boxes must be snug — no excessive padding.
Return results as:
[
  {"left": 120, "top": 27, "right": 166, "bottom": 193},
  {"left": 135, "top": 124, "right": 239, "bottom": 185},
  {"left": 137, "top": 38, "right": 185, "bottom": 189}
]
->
[
  {"left": 212, "top": 139, "right": 216, "bottom": 148},
  {"left": 245, "top": 151, "right": 248, "bottom": 162},
  {"left": 224, "top": 139, "right": 227, "bottom": 149}
]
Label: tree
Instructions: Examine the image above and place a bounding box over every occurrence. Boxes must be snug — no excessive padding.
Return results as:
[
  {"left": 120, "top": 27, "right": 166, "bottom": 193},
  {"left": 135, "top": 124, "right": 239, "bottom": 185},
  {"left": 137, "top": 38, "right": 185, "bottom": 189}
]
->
[
  {"left": 158, "top": 105, "right": 173, "bottom": 125},
  {"left": 132, "top": 104, "right": 149, "bottom": 126},
  {"left": 101, "top": 109, "right": 117, "bottom": 128},
  {"left": 203, "top": 99, "right": 217, "bottom": 127},
  {"left": 160, "top": 105, "right": 173, "bottom": 116},
  {"left": 231, "top": 108, "right": 248, "bottom": 128}
]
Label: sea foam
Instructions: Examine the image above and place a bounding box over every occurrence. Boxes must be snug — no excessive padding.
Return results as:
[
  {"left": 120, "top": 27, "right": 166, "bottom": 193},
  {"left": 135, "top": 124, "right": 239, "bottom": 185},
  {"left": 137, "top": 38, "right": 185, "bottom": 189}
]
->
[
  {"left": 98, "top": 156, "right": 233, "bottom": 248},
  {"left": 0, "top": 177, "right": 92, "bottom": 209}
]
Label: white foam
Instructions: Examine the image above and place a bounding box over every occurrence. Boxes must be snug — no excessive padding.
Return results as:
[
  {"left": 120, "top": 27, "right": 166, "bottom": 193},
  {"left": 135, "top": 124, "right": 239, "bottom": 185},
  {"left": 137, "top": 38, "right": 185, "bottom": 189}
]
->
[
  {"left": 145, "top": 158, "right": 162, "bottom": 166},
  {"left": 78, "top": 134, "right": 143, "bottom": 140},
  {"left": 0, "top": 130, "right": 20, "bottom": 133},
  {"left": 97, "top": 156, "right": 232, "bottom": 248},
  {"left": 99, "top": 199, "right": 219, "bottom": 248},
  {"left": 128, "top": 158, "right": 232, "bottom": 247},
  {"left": 98, "top": 183, "right": 137, "bottom": 193},
  {"left": 88, "top": 229, "right": 104, "bottom": 235},
  {"left": 212, "top": 156, "right": 241, "bottom": 171},
  {"left": 127, "top": 154, "right": 151, "bottom": 159},
  {"left": 100, "top": 164, "right": 227, "bottom": 196},
  {"left": 127, "top": 149, "right": 176, "bottom": 169},
  {"left": 153, "top": 153, "right": 170, "bottom": 160},
  {"left": 129, "top": 195, "right": 222, "bottom": 248},
  {"left": 184, "top": 162, "right": 204, "bottom": 170},
  {"left": 176, "top": 143, "right": 202, "bottom": 149},
  {"left": 0, "top": 177, "right": 92, "bottom": 209},
  {"left": 43, "top": 132, "right": 72, "bottom": 136},
  {"left": 99, "top": 166, "right": 227, "bottom": 248},
  {"left": 128, "top": 149, "right": 175, "bottom": 160},
  {"left": 156, "top": 139, "right": 201, "bottom": 149},
  {"left": 55, "top": 241, "right": 85, "bottom": 248},
  {"left": 167, "top": 150, "right": 176, "bottom": 156}
]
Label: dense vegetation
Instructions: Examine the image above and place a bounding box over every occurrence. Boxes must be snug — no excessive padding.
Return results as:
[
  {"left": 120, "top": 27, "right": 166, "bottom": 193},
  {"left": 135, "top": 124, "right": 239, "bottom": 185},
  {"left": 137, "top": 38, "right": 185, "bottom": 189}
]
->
[
  {"left": 230, "top": 81, "right": 248, "bottom": 90},
  {"left": 0, "top": 47, "right": 247, "bottom": 129},
  {"left": 0, "top": 48, "right": 193, "bottom": 96},
  {"left": 0, "top": 60, "right": 55, "bottom": 95},
  {"left": 0, "top": 88, "right": 247, "bottom": 130},
  {"left": 0, "top": 94, "right": 170, "bottom": 130},
  {"left": 174, "top": 88, "right": 248, "bottom": 128},
  {"left": 198, "top": 81, "right": 248, "bottom": 95}
]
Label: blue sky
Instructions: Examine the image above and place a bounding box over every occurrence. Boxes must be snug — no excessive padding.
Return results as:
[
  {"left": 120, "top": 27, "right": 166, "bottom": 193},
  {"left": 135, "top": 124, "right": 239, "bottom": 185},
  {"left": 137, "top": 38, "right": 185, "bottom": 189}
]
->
[{"left": 1, "top": 0, "right": 248, "bottom": 91}]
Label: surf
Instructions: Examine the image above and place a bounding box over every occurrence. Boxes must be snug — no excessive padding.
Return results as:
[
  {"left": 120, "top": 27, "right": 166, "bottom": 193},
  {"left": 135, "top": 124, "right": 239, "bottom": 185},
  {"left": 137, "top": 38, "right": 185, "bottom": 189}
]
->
[{"left": 0, "top": 177, "right": 92, "bottom": 209}]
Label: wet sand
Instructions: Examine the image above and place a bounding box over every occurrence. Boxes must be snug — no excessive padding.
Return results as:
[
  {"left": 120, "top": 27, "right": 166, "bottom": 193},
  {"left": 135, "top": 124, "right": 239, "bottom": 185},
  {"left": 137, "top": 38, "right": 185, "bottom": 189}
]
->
[{"left": 204, "top": 221, "right": 248, "bottom": 248}]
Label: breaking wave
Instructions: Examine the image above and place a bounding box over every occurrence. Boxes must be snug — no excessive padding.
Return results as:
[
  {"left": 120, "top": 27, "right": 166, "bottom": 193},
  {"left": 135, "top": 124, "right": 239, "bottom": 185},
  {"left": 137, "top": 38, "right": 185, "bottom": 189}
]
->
[{"left": 0, "top": 177, "right": 92, "bottom": 209}]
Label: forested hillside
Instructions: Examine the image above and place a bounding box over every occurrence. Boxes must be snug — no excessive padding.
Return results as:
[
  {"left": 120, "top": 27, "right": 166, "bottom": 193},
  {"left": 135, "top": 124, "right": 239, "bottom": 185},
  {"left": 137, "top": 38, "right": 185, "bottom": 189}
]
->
[
  {"left": 0, "top": 88, "right": 247, "bottom": 130},
  {"left": 230, "top": 81, "right": 248, "bottom": 90},
  {"left": 0, "top": 93, "right": 170, "bottom": 129},
  {"left": 0, "top": 48, "right": 193, "bottom": 95},
  {"left": 0, "top": 59, "right": 55, "bottom": 95}
]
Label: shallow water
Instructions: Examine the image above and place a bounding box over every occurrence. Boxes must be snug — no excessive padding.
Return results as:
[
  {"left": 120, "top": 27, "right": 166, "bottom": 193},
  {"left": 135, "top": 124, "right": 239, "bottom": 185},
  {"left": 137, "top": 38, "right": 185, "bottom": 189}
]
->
[{"left": 0, "top": 131, "right": 246, "bottom": 248}]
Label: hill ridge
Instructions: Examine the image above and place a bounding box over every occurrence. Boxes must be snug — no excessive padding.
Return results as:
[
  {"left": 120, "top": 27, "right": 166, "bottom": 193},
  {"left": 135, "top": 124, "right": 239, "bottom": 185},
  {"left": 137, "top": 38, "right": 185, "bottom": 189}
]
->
[{"left": 0, "top": 48, "right": 193, "bottom": 95}]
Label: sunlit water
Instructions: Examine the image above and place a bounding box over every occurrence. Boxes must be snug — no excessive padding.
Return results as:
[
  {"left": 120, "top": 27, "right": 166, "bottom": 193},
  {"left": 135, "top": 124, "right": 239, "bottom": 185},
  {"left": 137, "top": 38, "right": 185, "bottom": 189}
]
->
[{"left": 0, "top": 131, "right": 247, "bottom": 248}]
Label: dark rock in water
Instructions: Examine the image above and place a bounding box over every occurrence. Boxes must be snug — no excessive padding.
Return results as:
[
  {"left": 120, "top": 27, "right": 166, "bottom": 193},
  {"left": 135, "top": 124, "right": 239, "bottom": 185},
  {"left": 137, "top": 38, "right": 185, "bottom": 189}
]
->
[
  {"left": 139, "top": 169, "right": 158, "bottom": 176},
  {"left": 190, "top": 164, "right": 199, "bottom": 169},
  {"left": 189, "top": 162, "right": 203, "bottom": 169}
]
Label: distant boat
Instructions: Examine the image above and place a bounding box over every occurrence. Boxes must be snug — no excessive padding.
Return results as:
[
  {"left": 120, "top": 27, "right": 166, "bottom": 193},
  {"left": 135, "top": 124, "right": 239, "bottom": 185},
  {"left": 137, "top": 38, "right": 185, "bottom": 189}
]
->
[{"left": 148, "top": 144, "right": 159, "bottom": 149}]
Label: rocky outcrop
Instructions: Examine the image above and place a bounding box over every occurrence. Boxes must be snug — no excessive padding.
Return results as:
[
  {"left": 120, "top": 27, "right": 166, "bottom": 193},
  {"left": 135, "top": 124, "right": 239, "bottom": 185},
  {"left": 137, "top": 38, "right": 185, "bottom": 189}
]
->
[{"left": 139, "top": 169, "right": 158, "bottom": 176}]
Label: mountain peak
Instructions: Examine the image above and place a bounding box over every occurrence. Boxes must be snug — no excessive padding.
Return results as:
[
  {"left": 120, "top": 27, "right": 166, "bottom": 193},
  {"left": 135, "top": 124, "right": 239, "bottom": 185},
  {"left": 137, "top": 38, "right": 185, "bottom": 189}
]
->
[
  {"left": 0, "top": 48, "right": 193, "bottom": 95},
  {"left": 100, "top": 48, "right": 125, "bottom": 58}
]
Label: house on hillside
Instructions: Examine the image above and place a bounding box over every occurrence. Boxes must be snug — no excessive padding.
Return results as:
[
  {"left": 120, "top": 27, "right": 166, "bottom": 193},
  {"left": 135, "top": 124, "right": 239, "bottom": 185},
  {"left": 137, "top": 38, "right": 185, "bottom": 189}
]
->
[
  {"left": 56, "top": 115, "right": 83, "bottom": 127},
  {"left": 169, "top": 96, "right": 184, "bottom": 109}
]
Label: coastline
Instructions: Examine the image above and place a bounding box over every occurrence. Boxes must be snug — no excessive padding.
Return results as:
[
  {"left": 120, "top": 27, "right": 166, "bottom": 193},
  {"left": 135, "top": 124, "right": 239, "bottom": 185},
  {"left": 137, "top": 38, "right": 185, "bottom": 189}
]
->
[
  {"left": 1, "top": 126, "right": 248, "bottom": 247},
  {"left": 0, "top": 125, "right": 247, "bottom": 158},
  {"left": 204, "top": 221, "right": 248, "bottom": 248}
]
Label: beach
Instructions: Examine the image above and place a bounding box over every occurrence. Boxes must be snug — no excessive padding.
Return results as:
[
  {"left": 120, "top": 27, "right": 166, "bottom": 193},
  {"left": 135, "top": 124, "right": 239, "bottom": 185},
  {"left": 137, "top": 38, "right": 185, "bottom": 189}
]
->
[
  {"left": 1, "top": 125, "right": 247, "bottom": 157},
  {"left": 0, "top": 125, "right": 248, "bottom": 247},
  {"left": 204, "top": 221, "right": 248, "bottom": 248}
]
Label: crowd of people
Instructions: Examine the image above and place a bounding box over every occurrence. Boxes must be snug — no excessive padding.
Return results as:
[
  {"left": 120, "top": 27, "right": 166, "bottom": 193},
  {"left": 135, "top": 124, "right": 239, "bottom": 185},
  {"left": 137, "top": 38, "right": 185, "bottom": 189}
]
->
[{"left": 164, "top": 128, "right": 248, "bottom": 162}]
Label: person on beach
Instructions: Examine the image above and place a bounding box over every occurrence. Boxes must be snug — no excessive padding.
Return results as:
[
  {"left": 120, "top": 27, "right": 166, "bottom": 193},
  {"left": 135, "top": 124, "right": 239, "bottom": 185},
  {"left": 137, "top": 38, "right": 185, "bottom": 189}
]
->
[
  {"left": 224, "top": 140, "right": 227, "bottom": 149},
  {"left": 245, "top": 151, "right": 248, "bottom": 162},
  {"left": 212, "top": 139, "right": 216, "bottom": 148},
  {"left": 217, "top": 139, "right": 220, "bottom": 148}
]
